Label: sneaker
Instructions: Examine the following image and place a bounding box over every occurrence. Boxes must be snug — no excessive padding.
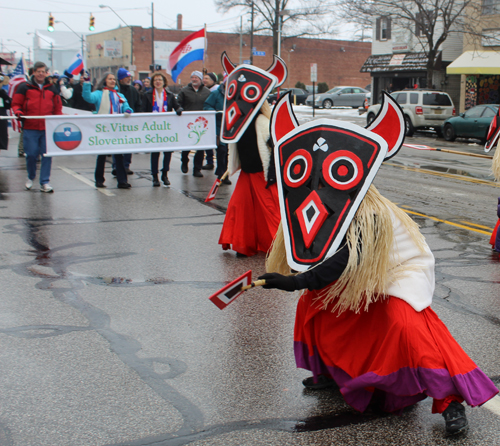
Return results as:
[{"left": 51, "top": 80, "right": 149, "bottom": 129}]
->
[
  {"left": 181, "top": 161, "right": 188, "bottom": 174},
  {"left": 152, "top": 174, "right": 160, "bottom": 187},
  {"left": 442, "top": 401, "right": 468, "bottom": 436},
  {"left": 221, "top": 178, "right": 232, "bottom": 185},
  {"left": 117, "top": 182, "right": 132, "bottom": 189},
  {"left": 201, "top": 163, "right": 214, "bottom": 170},
  {"left": 126, "top": 168, "right": 134, "bottom": 175},
  {"left": 95, "top": 182, "right": 106, "bottom": 188},
  {"left": 25, "top": 179, "right": 33, "bottom": 190},
  {"left": 193, "top": 170, "right": 203, "bottom": 178},
  {"left": 40, "top": 184, "right": 54, "bottom": 193}
]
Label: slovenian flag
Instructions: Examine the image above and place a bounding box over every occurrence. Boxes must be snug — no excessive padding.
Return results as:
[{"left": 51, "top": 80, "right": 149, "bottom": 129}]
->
[
  {"left": 66, "top": 53, "right": 84, "bottom": 76},
  {"left": 167, "top": 28, "right": 206, "bottom": 83}
]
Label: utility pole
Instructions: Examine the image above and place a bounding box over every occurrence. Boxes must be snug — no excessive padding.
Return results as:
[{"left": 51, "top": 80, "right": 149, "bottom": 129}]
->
[
  {"left": 250, "top": 0, "right": 254, "bottom": 65},
  {"left": 151, "top": 2, "right": 155, "bottom": 67}
]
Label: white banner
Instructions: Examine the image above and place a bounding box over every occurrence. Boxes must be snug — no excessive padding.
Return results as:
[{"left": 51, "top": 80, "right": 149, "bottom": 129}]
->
[{"left": 44, "top": 111, "right": 216, "bottom": 157}]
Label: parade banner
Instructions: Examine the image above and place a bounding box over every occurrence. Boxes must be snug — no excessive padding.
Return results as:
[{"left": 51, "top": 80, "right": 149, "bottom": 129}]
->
[{"left": 44, "top": 111, "right": 216, "bottom": 157}]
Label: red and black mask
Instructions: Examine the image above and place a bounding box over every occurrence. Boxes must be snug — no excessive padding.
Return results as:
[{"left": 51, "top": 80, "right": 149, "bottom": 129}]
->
[
  {"left": 220, "top": 52, "right": 287, "bottom": 143},
  {"left": 270, "top": 92, "right": 405, "bottom": 271}
]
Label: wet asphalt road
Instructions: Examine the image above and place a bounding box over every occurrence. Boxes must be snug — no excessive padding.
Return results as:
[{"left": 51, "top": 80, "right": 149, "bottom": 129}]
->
[{"left": 0, "top": 113, "right": 499, "bottom": 446}]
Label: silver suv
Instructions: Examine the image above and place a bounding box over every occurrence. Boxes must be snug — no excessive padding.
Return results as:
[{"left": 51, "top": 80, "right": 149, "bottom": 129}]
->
[{"left": 366, "top": 90, "right": 455, "bottom": 136}]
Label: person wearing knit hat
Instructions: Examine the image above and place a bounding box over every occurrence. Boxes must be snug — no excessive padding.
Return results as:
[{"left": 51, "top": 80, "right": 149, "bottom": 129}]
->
[
  {"left": 114, "top": 67, "right": 141, "bottom": 176},
  {"left": 117, "top": 68, "right": 131, "bottom": 81},
  {"left": 203, "top": 72, "right": 219, "bottom": 92},
  {"left": 202, "top": 72, "right": 220, "bottom": 170},
  {"left": 176, "top": 71, "right": 211, "bottom": 177}
]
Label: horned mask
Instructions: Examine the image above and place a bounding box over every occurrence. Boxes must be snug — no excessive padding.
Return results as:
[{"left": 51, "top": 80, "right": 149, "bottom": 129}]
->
[
  {"left": 270, "top": 92, "right": 405, "bottom": 272},
  {"left": 220, "top": 52, "right": 287, "bottom": 143}
]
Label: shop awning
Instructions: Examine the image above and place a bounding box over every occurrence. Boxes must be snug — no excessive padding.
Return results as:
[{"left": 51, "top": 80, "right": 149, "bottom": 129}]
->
[
  {"left": 360, "top": 52, "right": 436, "bottom": 73},
  {"left": 447, "top": 51, "right": 500, "bottom": 75}
]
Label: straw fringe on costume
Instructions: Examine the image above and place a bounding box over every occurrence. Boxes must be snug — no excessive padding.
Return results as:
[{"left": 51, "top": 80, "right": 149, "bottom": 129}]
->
[
  {"left": 493, "top": 139, "right": 500, "bottom": 182},
  {"left": 267, "top": 185, "right": 427, "bottom": 314}
]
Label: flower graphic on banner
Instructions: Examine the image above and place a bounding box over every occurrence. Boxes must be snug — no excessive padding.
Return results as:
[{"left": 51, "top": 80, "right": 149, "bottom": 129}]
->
[{"left": 187, "top": 116, "right": 209, "bottom": 145}]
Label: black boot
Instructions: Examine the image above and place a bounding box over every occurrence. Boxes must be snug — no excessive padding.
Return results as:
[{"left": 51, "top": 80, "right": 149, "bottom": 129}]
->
[
  {"left": 161, "top": 172, "right": 170, "bottom": 186},
  {"left": 442, "top": 401, "right": 468, "bottom": 436},
  {"left": 152, "top": 174, "right": 160, "bottom": 187}
]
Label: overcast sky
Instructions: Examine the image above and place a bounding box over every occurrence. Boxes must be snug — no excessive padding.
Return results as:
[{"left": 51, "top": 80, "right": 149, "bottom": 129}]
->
[
  {"left": 1, "top": 0, "right": 357, "bottom": 63},
  {"left": 1, "top": 0, "right": 243, "bottom": 58}
]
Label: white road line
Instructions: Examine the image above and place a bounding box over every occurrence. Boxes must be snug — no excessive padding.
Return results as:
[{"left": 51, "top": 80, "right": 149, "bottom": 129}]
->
[
  {"left": 59, "top": 166, "right": 115, "bottom": 196},
  {"left": 483, "top": 395, "right": 500, "bottom": 417}
]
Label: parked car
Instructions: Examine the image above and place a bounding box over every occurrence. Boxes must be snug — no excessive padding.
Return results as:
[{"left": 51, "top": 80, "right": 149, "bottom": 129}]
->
[
  {"left": 267, "top": 88, "right": 309, "bottom": 105},
  {"left": 442, "top": 104, "right": 498, "bottom": 143},
  {"left": 366, "top": 90, "right": 455, "bottom": 136},
  {"left": 305, "top": 86, "right": 369, "bottom": 109}
]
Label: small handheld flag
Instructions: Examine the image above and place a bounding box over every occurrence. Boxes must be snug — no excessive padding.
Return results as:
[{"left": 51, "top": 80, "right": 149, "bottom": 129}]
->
[
  {"left": 66, "top": 53, "right": 84, "bottom": 77},
  {"left": 205, "top": 170, "right": 229, "bottom": 202},
  {"left": 209, "top": 270, "right": 252, "bottom": 310}
]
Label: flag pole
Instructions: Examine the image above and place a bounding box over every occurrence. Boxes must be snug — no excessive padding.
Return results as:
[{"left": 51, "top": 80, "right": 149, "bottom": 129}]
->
[{"left": 203, "top": 23, "right": 207, "bottom": 74}]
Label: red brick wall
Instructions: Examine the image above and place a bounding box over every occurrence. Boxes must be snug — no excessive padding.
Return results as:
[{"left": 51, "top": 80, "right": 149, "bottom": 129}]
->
[{"left": 132, "top": 27, "right": 371, "bottom": 89}]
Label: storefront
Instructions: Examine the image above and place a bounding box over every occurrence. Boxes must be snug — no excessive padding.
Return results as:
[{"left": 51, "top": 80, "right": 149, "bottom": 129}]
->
[
  {"left": 361, "top": 52, "right": 437, "bottom": 103},
  {"left": 447, "top": 51, "right": 500, "bottom": 111}
]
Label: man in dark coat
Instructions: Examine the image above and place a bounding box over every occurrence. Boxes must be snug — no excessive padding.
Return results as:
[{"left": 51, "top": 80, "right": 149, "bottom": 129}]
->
[
  {"left": 116, "top": 68, "right": 142, "bottom": 174},
  {"left": 71, "top": 72, "right": 95, "bottom": 111},
  {"left": 176, "top": 71, "right": 211, "bottom": 177}
]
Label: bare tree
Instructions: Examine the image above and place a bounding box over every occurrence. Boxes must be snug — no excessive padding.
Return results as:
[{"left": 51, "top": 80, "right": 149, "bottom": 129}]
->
[
  {"left": 337, "top": 0, "right": 482, "bottom": 88},
  {"left": 215, "top": 0, "right": 335, "bottom": 57}
]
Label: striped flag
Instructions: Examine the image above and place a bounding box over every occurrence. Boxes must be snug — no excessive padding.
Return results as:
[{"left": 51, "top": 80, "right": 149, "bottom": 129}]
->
[
  {"left": 8, "top": 57, "right": 27, "bottom": 132},
  {"left": 167, "top": 28, "right": 206, "bottom": 83},
  {"left": 66, "top": 53, "right": 84, "bottom": 76}
]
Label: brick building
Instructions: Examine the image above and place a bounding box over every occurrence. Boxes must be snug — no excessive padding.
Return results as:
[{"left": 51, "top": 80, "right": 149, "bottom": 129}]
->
[{"left": 86, "top": 26, "right": 371, "bottom": 91}]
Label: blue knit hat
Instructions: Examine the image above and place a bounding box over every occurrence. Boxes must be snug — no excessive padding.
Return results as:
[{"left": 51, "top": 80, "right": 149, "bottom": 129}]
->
[{"left": 117, "top": 68, "right": 131, "bottom": 81}]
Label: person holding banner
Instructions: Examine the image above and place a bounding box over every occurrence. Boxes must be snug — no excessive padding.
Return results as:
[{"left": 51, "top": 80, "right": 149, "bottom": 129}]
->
[
  {"left": 83, "top": 72, "right": 133, "bottom": 189},
  {"left": 141, "top": 72, "right": 183, "bottom": 187},
  {"left": 177, "top": 71, "right": 211, "bottom": 177},
  {"left": 11, "top": 61, "right": 62, "bottom": 193}
]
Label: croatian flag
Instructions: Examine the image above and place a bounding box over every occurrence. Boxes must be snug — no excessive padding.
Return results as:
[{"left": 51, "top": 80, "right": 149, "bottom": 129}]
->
[
  {"left": 66, "top": 53, "right": 84, "bottom": 76},
  {"left": 167, "top": 28, "right": 206, "bottom": 83}
]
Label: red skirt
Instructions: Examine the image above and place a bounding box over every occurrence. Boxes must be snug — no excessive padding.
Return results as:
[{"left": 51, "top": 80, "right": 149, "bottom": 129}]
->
[
  {"left": 489, "top": 219, "right": 500, "bottom": 250},
  {"left": 294, "top": 291, "right": 498, "bottom": 413},
  {"left": 219, "top": 171, "right": 280, "bottom": 256}
]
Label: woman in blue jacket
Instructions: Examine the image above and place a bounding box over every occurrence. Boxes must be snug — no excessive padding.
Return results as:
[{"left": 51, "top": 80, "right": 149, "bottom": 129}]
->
[{"left": 83, "top": 72, "right": 133, "bottom": 189}]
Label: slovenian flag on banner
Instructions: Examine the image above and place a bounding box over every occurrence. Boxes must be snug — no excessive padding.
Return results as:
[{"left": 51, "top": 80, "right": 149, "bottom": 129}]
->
[
  {"left": 167, "top": 28, "right": 206, "bottom": 83},
  {"left": 66, "top": 53, "right": 84, "bottom": 76}
]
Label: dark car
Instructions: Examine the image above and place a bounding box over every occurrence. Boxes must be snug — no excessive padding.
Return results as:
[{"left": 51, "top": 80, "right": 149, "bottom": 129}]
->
[
  {"left": 267, "top": 88, "right": 309, "bottom": 105},
  {"left": 442, "top": 104, "right": 499, "bottom": 142}
]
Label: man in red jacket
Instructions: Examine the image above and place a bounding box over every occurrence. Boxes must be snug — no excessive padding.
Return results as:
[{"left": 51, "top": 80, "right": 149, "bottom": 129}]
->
[{"left": 11, "top": 62, "right": 63, "bottom": 193}]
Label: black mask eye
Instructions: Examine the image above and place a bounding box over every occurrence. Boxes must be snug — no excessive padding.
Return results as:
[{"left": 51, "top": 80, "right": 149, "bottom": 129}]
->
[
  {"left": 322, "top": 150, "right": 363, "bottom": 190},
  {"left": 284, "top": 149, "right": 312, "bottom": 188}
]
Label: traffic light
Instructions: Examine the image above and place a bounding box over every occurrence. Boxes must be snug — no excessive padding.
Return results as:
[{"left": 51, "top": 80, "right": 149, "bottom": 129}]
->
[
  {"left": 89, "top": 14, "right": 95, "bottom": 31},
  {"left": 48, "top": 14, "right": 54, "bottom": 32}
]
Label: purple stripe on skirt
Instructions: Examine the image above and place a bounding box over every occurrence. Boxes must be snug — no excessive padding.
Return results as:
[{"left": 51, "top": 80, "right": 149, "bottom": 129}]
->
[{"left": 294, "top": 341, "right": 499, "bottom": 413}]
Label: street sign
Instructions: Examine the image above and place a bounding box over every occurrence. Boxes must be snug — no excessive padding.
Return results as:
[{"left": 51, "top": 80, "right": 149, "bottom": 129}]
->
[
  {"left": 310, "top": 63, "right": 317, "bottom": 83},
  {"left": 252, "top": 50, "right": 266, "bottom": 57},
  {"left": 243, "top": 59, "right": 251, "bottom": 64}
]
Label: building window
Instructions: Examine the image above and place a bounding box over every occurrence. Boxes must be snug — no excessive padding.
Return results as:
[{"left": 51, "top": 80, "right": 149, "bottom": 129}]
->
[
  {"left": 483, "top": 0, "right": 500, "bottom": 15},
  {"left": 376, "top": 17, "right": 392, "bottom": 41}
]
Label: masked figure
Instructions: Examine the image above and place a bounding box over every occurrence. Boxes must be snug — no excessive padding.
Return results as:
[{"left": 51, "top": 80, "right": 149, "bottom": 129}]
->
[
  {"left": 258, "top": 92, "right": 498, "bottom": 436},
  {"left": 218, "top": 52, "right": 287, "bottom": 257}
]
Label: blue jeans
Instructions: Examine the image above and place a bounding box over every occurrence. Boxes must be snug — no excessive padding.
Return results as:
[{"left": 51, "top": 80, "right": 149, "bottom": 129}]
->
[{"left": 23, "top": 129, "right": 52, "bottom": 185}]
